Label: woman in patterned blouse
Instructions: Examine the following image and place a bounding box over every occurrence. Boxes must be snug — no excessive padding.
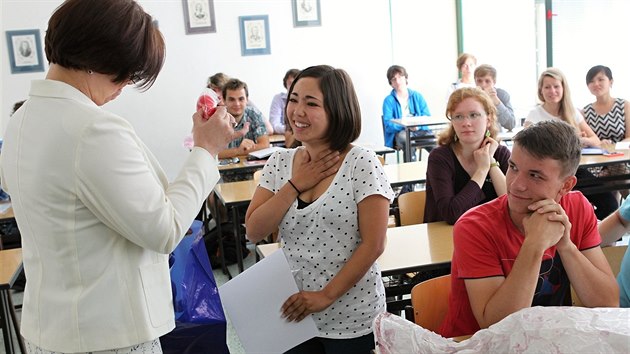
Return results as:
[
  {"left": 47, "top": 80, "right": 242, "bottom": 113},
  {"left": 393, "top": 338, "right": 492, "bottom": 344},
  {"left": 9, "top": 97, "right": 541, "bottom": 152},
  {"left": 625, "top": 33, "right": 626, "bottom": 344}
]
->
[{"left": 583, "top": 65, "right": 630, "bottom": 144}]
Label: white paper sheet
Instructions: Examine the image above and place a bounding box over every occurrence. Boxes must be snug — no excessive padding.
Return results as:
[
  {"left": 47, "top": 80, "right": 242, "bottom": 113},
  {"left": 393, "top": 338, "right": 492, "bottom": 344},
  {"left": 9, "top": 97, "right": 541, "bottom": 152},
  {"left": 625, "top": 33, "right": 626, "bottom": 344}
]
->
[
  {"left": 218, "top": 249, "right": 318, "bottom": 353},
  {"left": 616, "top": 141, "right": 630, "bottom": 150}
]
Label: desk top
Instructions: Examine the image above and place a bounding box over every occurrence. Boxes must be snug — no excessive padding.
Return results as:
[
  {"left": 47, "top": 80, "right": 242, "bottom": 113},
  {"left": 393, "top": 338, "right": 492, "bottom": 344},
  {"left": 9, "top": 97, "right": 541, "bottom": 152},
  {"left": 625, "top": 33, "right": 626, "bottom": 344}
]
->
[
  {"left": 579, "top": 149, "right": 630, "bottom": 167},
  {"left": 354, "top": 142, "right": 396, "bottom": 155},
  {"left": 256, "top": 222, "right": 453, "bottom": 275},
  {"left": 0, "top": 248, "right": 23, "bottom": 290},
  {"left": 218, "top": 156, "right": 267, "bottom": 173},
  {"left": 214, "top": 179, "right": 259, "bottom": 207},
  {"left": 390, "top": 116, "right": 449, "bottom": 128},
  {"left": 269, "top": 134, "right": 286, "bottom": 144},
  {"left": 382, "top": 161, "right": 428, "bottom": 187}
]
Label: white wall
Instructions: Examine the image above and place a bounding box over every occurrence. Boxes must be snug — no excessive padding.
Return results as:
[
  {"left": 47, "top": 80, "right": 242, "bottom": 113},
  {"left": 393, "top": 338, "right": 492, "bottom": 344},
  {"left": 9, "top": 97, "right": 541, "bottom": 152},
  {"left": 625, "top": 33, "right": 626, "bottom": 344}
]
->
[{"left": 1, "top": 0, "right": 456, "bottom": 179}]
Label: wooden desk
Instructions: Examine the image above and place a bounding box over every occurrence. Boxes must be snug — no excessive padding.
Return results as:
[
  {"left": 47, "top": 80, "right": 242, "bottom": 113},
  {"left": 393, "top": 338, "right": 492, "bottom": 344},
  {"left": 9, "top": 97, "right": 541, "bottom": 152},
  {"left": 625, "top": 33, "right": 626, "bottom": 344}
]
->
[
  {"left": 269, "top": 134, "right": 286, "bottom": 147},
  {"left": 383, "top": 161, "right": 428, "bottom": 187},
  {"left": 256, "top": 222, "right": 453, "bottom": 273},
  {"left": 354, "top": 142, "right": 396, "bottom": 156},
  {"left": 218, "top": 156, "right": 267, "bottom": 176},
  {"left": 0, "top": 248, "right": 25, "bottom": 354},
  {"left": 577, "top": 149, "right": 630, "bottom": 195},
  {"left": 213, "top": 180, "right": 260, "bottom": 276},
  {"left": 390, "top": 117, "right": 449, "bottom": 162}
]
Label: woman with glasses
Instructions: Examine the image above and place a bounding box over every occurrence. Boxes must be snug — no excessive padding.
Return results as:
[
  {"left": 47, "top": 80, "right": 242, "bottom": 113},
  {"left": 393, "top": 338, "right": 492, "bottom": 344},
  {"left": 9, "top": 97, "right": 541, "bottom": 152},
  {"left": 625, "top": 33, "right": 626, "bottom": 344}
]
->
[{"left": 424, "top": 87, "right": 510, "bottom": 224}]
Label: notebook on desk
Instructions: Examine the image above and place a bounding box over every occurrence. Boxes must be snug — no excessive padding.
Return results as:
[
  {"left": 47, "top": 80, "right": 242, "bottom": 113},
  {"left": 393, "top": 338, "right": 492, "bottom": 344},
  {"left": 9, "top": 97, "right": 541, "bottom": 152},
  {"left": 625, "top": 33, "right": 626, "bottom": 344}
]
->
[
  {"left": 247, "top": 146, "right": 285, "bottom": 160},
  {"left": 581, "top": 147, "right": 605, "bottom": 155}
]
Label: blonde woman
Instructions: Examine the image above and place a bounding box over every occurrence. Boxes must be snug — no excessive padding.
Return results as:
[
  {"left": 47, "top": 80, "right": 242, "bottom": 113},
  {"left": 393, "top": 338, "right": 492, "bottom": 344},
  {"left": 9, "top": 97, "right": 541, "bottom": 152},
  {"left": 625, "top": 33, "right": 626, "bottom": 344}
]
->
[
  {"left": 424, "top": 87, "right": 510, "bottom": 224},
  {"left": 525, "top": 67, "right": 601, "bottom": 147},
  {"left": 446, "top": 53, "right": 477, "bottom": 99}
]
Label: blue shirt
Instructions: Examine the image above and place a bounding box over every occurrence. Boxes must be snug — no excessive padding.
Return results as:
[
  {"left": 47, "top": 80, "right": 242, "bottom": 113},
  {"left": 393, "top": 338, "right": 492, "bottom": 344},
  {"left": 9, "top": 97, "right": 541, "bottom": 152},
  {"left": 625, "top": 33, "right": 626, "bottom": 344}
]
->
[{"left": 381, "top": 88, "right": 430, "bottom": 148}]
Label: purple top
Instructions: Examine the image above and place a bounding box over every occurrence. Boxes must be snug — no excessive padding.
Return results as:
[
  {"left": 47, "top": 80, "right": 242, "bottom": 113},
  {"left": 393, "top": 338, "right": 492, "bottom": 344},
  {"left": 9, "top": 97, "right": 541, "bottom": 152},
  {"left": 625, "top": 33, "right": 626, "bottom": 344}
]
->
[{"left": 424, "top": 144, "right": 511, "bottom": 224}]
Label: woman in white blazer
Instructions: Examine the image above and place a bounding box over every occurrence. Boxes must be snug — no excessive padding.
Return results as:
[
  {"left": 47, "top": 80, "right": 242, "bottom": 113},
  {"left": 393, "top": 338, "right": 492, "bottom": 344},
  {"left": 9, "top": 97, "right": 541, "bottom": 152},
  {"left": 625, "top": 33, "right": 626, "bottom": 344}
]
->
[{"left": 0, "top": 0, "right": 244, "bottom": 353}]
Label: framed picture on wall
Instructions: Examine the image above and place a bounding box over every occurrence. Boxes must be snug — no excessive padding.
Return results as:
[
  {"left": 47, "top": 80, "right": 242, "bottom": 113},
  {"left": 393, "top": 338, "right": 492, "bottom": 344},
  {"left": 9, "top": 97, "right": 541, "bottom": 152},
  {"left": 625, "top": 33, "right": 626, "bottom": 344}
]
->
[
  {"left": 5, "top": 29, "right": 45, "bottom": 74},
  {"left": 292, "top": 0, "right": 321, "bottom": 27},
  {"left": 239, "top": 15, "right": 271, "bottom": 56},
  {"left": 182, "top": 0, "right": 216, "bottom": 34}
]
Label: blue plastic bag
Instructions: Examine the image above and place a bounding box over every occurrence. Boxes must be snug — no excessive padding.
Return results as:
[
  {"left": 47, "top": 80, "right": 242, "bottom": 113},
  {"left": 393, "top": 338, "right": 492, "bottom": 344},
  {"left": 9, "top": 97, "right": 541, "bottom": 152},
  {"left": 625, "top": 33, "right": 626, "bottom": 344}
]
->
[{"left": 161, "top": 220, "right": 229, "bottom": 353}]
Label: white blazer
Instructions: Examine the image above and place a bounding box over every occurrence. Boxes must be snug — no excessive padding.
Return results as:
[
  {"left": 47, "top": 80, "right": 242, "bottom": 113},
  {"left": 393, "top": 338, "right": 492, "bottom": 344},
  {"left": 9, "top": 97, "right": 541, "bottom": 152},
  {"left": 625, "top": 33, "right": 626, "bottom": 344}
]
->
[{"left": 0, "top": 80, "right": 220, "bottom": 352}]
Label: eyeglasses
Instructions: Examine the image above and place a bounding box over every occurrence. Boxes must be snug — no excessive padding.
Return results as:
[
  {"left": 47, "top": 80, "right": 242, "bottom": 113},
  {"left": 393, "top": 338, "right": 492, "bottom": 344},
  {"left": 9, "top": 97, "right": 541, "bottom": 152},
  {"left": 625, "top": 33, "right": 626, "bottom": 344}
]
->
[{"left": 449, "top": 111, "right": 486, "bottom": 121}]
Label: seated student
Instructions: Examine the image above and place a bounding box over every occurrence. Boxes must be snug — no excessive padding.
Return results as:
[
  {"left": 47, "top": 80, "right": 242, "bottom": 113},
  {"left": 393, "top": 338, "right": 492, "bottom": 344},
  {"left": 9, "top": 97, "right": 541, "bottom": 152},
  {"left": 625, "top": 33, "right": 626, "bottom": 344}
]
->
[
  {"left": 424, "top": 87, "right": 509, "bottom": 224},
  {"left": 598, "top": 196, "right": 630, "bottom": 307},
  {"left": 439, "top": 120, "right": 619, "bottom": 338},
  {"left": 446, "top": 53, "right": 477, "bottom": 100},
  {"left": 218, "top": 78, "right": 270, "bottom": 161},
  {"left": 525, "top": 68, "right": 617, "bottom": 220},
  {"left": 381, "top": 65, "right": 431, "bottom": 161},
  {"left": 207, "top": 72, "right": 274, "bottom": 134},
  {"left": 269, "top": 68, "right": 300, "bottom": 134},
  {"left": 207, "top": 72, "right": 230, "bottom": 103},
  {"left": 474, "top": 64, "right": 516, "bottom": 131},
  {"left": 583, "top": 65, "right": 630, "bottom": 144}
]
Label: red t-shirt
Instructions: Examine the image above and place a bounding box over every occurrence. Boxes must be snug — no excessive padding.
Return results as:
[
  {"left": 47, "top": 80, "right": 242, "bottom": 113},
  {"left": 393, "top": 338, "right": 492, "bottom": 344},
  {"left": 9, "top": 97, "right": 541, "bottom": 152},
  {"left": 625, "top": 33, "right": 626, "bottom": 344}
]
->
[{"left": 439, "top": 192, "right": 601, "bottom": 338}]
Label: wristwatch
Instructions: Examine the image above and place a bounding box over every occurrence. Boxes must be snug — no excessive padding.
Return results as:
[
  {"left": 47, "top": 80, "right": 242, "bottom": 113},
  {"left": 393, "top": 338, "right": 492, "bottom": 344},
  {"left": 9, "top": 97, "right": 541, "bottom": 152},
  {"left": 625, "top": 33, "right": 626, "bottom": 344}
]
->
[{"left": 490, "top": 159, "right": 500, "bottom": 168}]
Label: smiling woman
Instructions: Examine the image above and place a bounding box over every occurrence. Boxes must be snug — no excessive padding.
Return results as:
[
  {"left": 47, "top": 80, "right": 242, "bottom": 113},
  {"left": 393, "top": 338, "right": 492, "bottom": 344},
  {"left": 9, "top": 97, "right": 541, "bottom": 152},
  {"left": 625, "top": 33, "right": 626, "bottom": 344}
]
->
[{"left": 245, "top": 65, "right": 395, "bottom": 353}]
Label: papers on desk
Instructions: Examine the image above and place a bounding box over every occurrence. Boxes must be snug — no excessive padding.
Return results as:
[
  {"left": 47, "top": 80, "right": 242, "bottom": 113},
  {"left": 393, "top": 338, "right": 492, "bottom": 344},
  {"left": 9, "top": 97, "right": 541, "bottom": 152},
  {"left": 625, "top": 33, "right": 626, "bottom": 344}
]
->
[
  {"left": 581, "top": 147, "right": 605, "bottom": 155},
  {"left": 616, "top": 141, "right": 630, "bottom": 150},
  {"left": 218, "top": 249, "right": 318, "bottom": 353},
  {"left": 247, "top": 146, "right": 285, "bottom": 160}
]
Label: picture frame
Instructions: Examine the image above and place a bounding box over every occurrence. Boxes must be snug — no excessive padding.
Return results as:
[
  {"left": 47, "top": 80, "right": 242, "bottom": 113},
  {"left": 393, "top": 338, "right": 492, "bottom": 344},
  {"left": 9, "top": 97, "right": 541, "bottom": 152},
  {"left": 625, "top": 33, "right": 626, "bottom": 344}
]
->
[
  {"left": 182, "top": 0, "right": 216, "bottom": 34},
  {"left": 239, "top": 15, "right": 271, "bottom": 56},
  {"left": 292, "top": 0, "right": 321, "bottom": 27},
  {"left": 5, "top": 29, "right": 45, "bottom": 74}
]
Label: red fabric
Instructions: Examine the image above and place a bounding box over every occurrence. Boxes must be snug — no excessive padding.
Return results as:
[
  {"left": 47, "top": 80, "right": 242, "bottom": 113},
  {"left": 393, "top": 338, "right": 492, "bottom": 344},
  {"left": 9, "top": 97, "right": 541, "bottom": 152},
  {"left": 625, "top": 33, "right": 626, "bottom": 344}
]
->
[
  {"left": 439, "top": 192, "right": 601, "bottom": 338},
  {"left": 196, "top": 94, "right": 217, "bottom": 120}
]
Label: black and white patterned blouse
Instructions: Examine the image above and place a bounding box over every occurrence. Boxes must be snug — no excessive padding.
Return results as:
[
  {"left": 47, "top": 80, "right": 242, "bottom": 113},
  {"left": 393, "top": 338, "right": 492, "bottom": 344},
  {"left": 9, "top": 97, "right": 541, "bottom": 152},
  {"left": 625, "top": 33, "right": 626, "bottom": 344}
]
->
[
  {"left": 258, "top": 145, "right": 394, "bottom": 339},
  {"left": 584, "top": 98, "right": 627, "bottom": 142}
]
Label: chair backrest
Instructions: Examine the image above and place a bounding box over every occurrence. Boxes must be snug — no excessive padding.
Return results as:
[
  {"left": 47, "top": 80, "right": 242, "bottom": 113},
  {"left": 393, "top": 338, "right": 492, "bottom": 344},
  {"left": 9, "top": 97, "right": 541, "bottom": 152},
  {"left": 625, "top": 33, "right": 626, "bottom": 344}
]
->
[
  {"left": 571, "top": 244, "right": 627, "bottom": 306},
  {"left": 397, "top": 190, "right": 426, "bottom": 226},
  {"left": 411, "top": 274, "right": 451, "bottom": 332}
]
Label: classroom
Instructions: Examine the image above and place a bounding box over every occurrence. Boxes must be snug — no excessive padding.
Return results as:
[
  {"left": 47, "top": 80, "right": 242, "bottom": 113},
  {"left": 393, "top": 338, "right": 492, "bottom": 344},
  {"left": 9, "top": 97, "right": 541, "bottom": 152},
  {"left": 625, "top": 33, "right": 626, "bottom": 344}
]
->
[{"left": 1, "top": 0, "right": 630, "bottom": 353}]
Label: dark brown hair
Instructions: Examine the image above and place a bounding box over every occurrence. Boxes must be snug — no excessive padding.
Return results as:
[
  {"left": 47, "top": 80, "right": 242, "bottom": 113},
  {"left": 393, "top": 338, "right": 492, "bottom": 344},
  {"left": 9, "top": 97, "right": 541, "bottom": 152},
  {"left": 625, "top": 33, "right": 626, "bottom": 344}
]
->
[
  {"left": 45, "top": 0, "right": 165, "bottom": 90},
  {"left": 386, "top": 65, "right": 408, "bottom": 85},
  {"left": 222, "top": 78, "right": 249, "bottom": 99},
  {"left": 283, "top": 69, "right": 301, "bottom": 89},
  {"left": 514, "top": 120, "right": 581, "bottom": 177},
  {"left": 287, "top": 65, "right": 361, "bottom": 151}
]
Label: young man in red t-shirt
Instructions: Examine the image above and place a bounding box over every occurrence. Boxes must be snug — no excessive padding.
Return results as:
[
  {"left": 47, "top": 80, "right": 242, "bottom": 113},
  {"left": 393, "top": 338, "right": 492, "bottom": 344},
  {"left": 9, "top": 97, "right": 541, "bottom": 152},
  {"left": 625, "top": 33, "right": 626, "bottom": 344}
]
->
[{"left": 440, "top": 120, "right": 619, "bottom": 338}]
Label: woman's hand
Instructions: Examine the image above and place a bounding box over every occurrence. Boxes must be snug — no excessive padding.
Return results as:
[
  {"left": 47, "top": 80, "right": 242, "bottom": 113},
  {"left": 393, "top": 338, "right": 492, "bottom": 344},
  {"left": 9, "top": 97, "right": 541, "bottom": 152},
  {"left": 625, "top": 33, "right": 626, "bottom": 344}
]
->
[
  {"left": 192, "top": 107, "right": 248, "bottom": 157},
  {"left": 473, "top": 136, "right": 498, "bottom": 171},
  {"left": 290, "top": 148, "right": 340, "bottom": 192},
  {"left": 281, "top": 291, "right": 335, "bottom": 322}
]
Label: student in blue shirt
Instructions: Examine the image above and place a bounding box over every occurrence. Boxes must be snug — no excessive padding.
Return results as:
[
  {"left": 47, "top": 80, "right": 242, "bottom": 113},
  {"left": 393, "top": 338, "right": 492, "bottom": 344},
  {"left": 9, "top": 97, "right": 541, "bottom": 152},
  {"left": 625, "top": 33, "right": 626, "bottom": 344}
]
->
[
  {"left": 381, "top": 65, "right": 430, "bottom": 160},
  {"left": 598, "top": 196, "right": 630, "bottom": 307}
]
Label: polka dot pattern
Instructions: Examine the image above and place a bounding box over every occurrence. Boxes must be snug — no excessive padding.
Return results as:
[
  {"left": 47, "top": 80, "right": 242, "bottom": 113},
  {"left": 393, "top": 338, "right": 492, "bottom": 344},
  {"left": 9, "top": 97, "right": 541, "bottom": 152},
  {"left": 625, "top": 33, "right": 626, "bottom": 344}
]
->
[{"left": 258, "top": 146, "right": 395, "bottom": 338}]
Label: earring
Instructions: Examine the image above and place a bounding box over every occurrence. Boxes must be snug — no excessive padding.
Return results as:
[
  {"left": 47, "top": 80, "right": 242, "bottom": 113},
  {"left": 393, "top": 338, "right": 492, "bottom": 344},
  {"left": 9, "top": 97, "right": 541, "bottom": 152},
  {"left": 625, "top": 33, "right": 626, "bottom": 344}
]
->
[
  {"left": 454, "top": 133, "right": 458, "bottom": 142},
  {"left": 88, "top": 70, "right": 94, "bottom": 75}
]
